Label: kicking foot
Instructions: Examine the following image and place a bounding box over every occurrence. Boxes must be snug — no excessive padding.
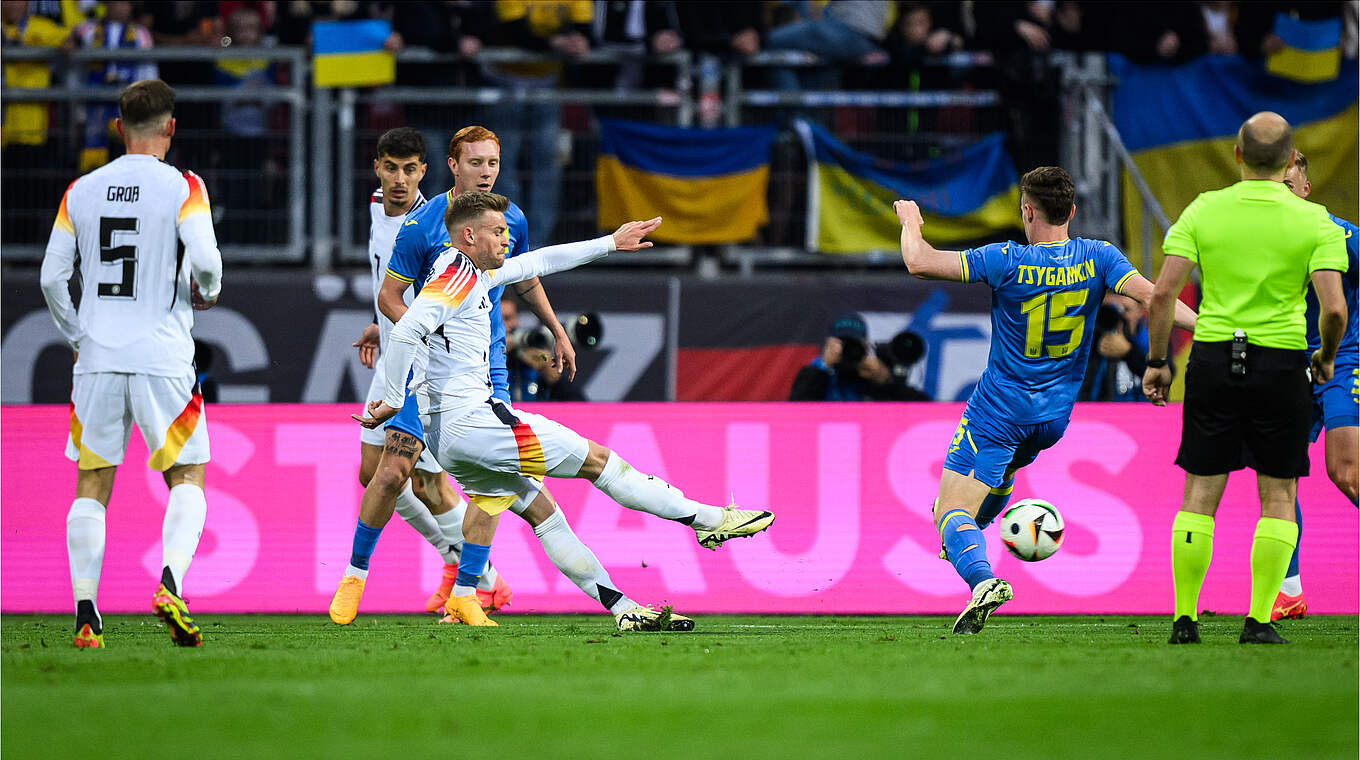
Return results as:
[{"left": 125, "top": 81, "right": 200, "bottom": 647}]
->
[
  {"left": 615, "top": 605, "right": 695, "bottom": 632},
  {"left": 952, "top": 578, "right": 1013, "bottom": 635},
  {"left": 73, "top": 622, "right": 104, "bottom": 649},
  {"left": 152, "top": 583, "right": 203, "bottom": 647},
  {"left": 1168, "top": 615, "right": 1200, "bottom": 644},
  {"left": 329, "top": 575, "right": 366, "bottom": 625},
  {"left": 695, "top": 505, "right": 774, "bottom": 550},
  {"left": 1240, "top": 617, "right": 1289, "bottom": 645}
]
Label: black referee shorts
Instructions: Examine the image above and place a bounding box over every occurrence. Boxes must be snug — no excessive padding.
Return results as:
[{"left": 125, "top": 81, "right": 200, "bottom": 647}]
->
[{"left": 1176, "top": 340, "right": 1312, "bottom": 479}]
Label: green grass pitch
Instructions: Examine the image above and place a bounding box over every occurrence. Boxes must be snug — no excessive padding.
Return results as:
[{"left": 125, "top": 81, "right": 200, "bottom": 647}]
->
[{"left": 3, "top": 613, "right": 1355, "bottom": 760}]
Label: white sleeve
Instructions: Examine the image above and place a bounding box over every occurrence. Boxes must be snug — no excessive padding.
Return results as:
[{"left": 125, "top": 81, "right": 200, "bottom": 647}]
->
[
  {"left": 493, "top": 235, "right": 615, "bottom": 286},
  {"left": 39, "top": 189, "right": 81, "bottom": 349},
  {"left": 382, "top": 280, "right": 468, "bottom": 408},
  {"left": 177, "top": 172, "right": 223, "bottom": 300}
]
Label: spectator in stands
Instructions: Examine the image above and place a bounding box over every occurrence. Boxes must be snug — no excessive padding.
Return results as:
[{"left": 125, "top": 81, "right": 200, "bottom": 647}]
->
[
  {"left": 672, "top": 0, "right": 762, "bottom": 59},
  {"left": 484, "top": 0, "right": 593, "bottom": 246},
  {"left": 148, "top": 1, "right": 223, "bottom": 46},
  {"left": 1200, "top": 2, "right": 1239, "bottom": 55},
  {"left": 274, "top": 0, "right": 373, "bottom": 46},
  {"left": 766, "top": 0, "right": 893, "bottom": 90},
  {"left": 1, "top": 0, "right": 69, "bottom": 244},
  {"left": 789, "top": 312, "right": 929, "bottom": 401},
  {"left": 1236, "top": 1, "right": 1347, "bottom": 59},
  {"left": 891, "top": 2, "right": 965, "bottom": 66},
  {"left": 590, "top": 0, "right": 681, "bottom": 90},
  {"left": 68, "top": 1, "right": 157, "bottom": 172},
  {"left": 1081, "top": 293, "right": 1154, "bottom": 402},
  {"left": 973, "top": 1, "right": 1063, "bottom": 170},
  {"left": 213, "top": 4, "right": 282, "bottom": 239},
  {"left": 382, "top": 0, "right": 492, "bottom": 192},
  {"left": 1104, "top": 2, "right": 1210, "bottom": 62}
]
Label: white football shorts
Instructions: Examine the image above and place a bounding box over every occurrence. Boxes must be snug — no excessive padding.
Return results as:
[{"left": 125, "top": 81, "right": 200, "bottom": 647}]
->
[
  {"left": 66, "top": 371, "right": 210, "bottom": 471},
  {"left": 425, "top": 400, "right": 589, "bottom": 515},
  {"left": 361, "top": 363, "right": 442, "bottom": 474}
]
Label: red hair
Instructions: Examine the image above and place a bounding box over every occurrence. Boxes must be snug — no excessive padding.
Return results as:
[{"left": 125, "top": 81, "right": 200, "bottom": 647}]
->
[{"left": 448, "top": 126, "right": 500, "bottom": 161}]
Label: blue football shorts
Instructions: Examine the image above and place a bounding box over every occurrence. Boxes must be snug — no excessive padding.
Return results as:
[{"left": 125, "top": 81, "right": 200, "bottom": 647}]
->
[
  {"left": 1310, "top": 365, "right": 1359, "bottom": 442},
  {"left": 942, "top": 409, "right": 1070, "bottom": 488}
]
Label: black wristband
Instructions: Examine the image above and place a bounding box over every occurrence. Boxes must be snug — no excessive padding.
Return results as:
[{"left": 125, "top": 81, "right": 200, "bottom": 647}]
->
[{"left": 1145, "top": 357, "right": 1168, "bottom": 368}]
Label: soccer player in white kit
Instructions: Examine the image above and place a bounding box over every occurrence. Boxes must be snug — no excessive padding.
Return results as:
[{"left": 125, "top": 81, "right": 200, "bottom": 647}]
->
[
  {"left": 349, "top": 127, "right": 508, "bottom": 613},
  {"left": 358, "top": 192, "right": 776, "bottom": 631},
  {"left": 40, "top": 80, "right": 222, "bottom": 648}
]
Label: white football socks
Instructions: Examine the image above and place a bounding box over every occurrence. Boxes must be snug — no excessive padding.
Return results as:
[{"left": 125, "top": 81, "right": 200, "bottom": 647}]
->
[
  {"left": 431, "top": 498, "right": 467, "bottom": 565},
  {"left": 395, "top": 481, "right": 449, "bottom": 559},
  {"left": 1280, "top": 574, "right": 1303, "bottom": 596},
  {"left": 163, "top": 483, "right": 207, "bottom": 595},
  {"left": 591, "top": 453, "right": 722, "bottom": 530},
  {"left": 533, "top": 508, "right": 635, "bottom": 615},
  {"left": 67, "top": 497, "right": 106, "bottom": 605}
]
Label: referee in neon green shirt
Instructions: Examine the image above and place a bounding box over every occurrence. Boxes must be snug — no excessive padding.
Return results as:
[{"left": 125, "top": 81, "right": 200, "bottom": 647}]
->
[{"left": 1143, "top": 111, "right": 1348, "bottom": 645}]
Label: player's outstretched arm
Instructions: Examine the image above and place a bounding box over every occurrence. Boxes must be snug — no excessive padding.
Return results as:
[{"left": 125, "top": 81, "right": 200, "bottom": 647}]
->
[
  {"left": 1118, "top": 272, "right": 1196, "bottom": 332},
  {"left": 496, "top": 217, "right": 663, "bottom": 285},
  {"left": 895, "top": 200, "right": 965, "bottom": 281}
]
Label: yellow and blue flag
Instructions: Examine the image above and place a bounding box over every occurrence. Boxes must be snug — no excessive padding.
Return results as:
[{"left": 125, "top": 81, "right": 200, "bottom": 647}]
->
[
  {"left": 595, "top": 119, "right": 776, "bottom": 244},
  {"left": 1267, "top": 13, "right": 1342, "bottom": 84},
  {"left": 795, "top": 120, "right": 1020, "bottom": 254},
  {"left": 312, "top": 19, "right": 394, "bottom": 89},
  {"left": 1111, "top": 53, "right": 1358, "bottom": 270}
]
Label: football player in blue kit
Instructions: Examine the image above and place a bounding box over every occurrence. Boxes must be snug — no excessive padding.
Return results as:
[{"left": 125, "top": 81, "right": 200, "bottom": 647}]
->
[
  {"left": 895, "top": 167, "right": 1197, "bottom": 634},
  {"left": 1273, "top": 151, "right": 1359, "bottom": 621}
]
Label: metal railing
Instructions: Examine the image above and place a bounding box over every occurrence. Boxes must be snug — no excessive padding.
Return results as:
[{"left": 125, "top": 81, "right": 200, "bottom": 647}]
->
[
  {"left": 1059, "top": 51, "right": 1172, "bottom": 275},
  {"left": 2, "top": 44, "right": 1028, "bottom": 273},
  {"left": 1, "top": 46, "right": 308, "bottom": 262}
]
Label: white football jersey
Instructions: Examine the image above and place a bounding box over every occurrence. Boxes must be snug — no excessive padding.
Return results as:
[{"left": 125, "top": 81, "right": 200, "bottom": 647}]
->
[
  {"left": 40, "top": 154, "right": 222, "bottom": 376},
  {"left": 383, "top": 235, "right": 616, "bottom": 416},
  {"left": 367, "top": 187, "right": 426, "bottom": 347}
]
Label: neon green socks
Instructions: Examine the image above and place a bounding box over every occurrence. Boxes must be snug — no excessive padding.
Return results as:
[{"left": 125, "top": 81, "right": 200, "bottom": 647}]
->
[
  {"left": 1249, "top": 517, "right": 1298, "bottom": 623},
  {"left": 1171, "top": 511, "right": 1215, "bottom": 621}
]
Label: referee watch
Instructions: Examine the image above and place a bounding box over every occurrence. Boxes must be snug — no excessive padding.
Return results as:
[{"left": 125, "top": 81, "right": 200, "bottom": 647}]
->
[{"left": 1145, "top": 357, "right": 1168, "bottom": 368}]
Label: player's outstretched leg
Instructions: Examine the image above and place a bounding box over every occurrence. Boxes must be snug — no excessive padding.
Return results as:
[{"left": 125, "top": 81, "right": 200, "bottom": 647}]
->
[
  {"left": 1272, "top": 498, "right": 1306, "bottom": 621},
  {"left": 936, "top": 502, "right": 1011, "bottom": 634},
  {"left": 587, "top": 447, "right": 773, "bottom": 550},
  {"left": 68, "top": 493, "right": 108, "bottom": 648}
]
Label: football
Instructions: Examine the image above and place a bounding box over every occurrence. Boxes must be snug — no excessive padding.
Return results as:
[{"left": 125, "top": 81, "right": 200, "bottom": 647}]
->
[{"left": 999, "top": 499, "right": 1065, "bottom": 562}]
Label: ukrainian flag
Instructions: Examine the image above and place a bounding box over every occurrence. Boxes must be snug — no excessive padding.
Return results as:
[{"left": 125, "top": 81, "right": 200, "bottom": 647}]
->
[
  {"left": 312, "top": 19, "right": 394, "bottom": 89},
  {"left": 1267, "top": 13, "right": 1342, "bottom": 84},
  {"left": 596, "top": 119, "right": 776, "bottom": 244},
  {"left": 795, "top": 120, "right": 1020, "bottom": 255},
  {"left": 1112, "top": 53, "right": 1358, "bottom": 272}
]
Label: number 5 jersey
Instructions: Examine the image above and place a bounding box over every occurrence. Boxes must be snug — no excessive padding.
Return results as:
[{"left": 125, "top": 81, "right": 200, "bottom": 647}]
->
[{"left": 41, "top": 154, "right": 223, "bottom": 377}]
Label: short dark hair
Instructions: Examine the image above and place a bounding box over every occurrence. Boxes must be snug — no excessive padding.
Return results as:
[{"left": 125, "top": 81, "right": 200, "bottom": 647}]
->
[
  {"left": 1292, "top": 150, "right": 1309, "bottom": 178},
  {"left": 376, "top": 127, "right": 426, "bottom": 162},
  {"left": 444, "top": 190, "right": 509, "bottom": 239},
  {"left": 1019, "top": 166, "right": 1075, "bottom": 225},
  {"left": 118, "top": 79, "right": 175, "bottom": 132},
  {"left": 1239, "top": 117, "right": 1293, "bottom": 172}
]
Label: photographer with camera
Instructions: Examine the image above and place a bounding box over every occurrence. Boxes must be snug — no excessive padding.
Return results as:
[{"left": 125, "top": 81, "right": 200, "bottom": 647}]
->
[
  {"left": 1081, "top": 293, "right": 1153, "bottom": 402},
  {"left": 789, "top": 312, "right": 931, "bottom": 401}
]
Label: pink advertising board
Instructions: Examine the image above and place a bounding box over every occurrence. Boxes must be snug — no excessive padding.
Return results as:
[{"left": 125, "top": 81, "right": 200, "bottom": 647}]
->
[{"left": 2, "top": 403, "right": 1355, "bottom": 615}]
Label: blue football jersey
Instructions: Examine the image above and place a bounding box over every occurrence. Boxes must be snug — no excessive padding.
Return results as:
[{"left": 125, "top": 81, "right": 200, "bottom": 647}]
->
[
  {"left": 961, "top": 238, "right": 1137, "bottom": 424},
  {"left": 387, "top": 189, "right": 530, "bottom": 401},
  {"left": 1304, "top": 215, "right": 1359, "bottom": 370}
]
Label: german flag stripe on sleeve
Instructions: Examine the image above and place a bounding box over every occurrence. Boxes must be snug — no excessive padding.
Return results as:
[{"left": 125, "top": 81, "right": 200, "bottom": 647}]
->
[
  {"left": 54, "top": 180, "right": 76, "bottom": 235},
  {"left": 178, "top": 171, "right": 211, "bottom": 222},
  {"left": 419, "top": 257, "right": 478, "bottom": 308}
]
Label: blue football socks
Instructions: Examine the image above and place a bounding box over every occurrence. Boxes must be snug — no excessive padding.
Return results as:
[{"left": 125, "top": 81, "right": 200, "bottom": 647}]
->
[
  {"left": 975, "top": 478, "right": 1015, "bottom": 529},
  {"left": 348, "top": 519, "right": 382, "bottom": 571},
  {"left": 939, "top": 508, "right": 994, "bottom": 590},
  {"left": 456, "top": 542, "right": 492, "bottom": 589}
]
